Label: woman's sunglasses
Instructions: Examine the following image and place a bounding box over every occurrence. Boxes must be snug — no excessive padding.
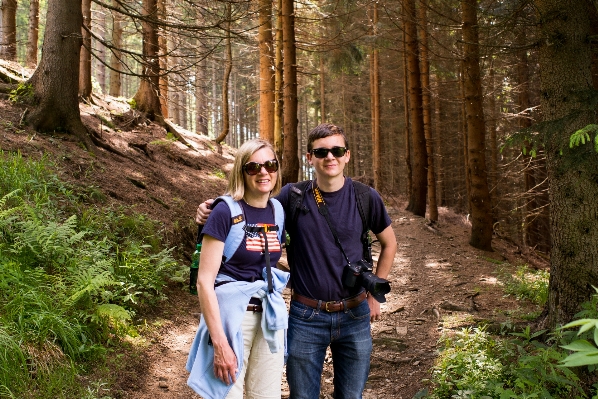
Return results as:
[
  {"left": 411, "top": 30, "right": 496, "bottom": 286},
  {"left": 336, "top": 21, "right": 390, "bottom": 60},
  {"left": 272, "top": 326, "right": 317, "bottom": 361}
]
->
[
  {"left": 243, "top": 159, "right": 279, "bottom": 175},
  {"left": 311, "top": 146, "right": 348, "bottom": 159}
]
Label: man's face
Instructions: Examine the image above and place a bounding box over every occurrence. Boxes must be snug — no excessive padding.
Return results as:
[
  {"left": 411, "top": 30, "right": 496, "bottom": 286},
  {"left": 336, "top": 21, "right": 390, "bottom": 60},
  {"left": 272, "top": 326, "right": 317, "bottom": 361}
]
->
[{"left": 306, "top": 134, "right": 350, "bottom": 180}]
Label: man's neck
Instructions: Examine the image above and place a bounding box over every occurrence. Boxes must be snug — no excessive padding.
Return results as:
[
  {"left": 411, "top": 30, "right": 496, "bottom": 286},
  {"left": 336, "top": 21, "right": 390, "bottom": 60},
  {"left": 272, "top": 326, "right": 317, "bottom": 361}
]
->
[{"left": 314, "top": 174, "right": 345, "bottom": 192}]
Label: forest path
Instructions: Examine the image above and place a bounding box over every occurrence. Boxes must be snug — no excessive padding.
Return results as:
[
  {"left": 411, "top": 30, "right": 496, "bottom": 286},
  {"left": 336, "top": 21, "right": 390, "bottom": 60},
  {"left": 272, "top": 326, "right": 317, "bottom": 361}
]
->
[{"left": 120, "top": 203, "right": 530, "bottom": 399}]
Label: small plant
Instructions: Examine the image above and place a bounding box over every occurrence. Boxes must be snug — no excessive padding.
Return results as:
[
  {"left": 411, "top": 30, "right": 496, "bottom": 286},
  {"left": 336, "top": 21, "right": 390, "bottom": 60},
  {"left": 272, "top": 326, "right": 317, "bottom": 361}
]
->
[
  {"left": 212, "top": 168, "right": 226, "bottom": 179},
  {"left": 498, "top": 264, "right": 549, "bottom": 306},
  {"left": 9, "top": 82, "right": 34, "bottom": 104}
]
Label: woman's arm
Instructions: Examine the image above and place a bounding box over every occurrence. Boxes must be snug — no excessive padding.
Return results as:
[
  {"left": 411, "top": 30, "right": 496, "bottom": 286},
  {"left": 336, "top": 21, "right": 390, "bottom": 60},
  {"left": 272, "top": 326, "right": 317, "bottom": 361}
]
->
[{"left": 197, "top": 235, "right": 238, "bottom": 385}]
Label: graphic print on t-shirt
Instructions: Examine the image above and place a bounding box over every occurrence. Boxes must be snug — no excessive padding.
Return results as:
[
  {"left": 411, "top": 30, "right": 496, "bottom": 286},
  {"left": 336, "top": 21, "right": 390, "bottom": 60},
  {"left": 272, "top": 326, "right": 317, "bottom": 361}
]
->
[{"left": 244, "top": 223, "right": 281, "bottom": 252}]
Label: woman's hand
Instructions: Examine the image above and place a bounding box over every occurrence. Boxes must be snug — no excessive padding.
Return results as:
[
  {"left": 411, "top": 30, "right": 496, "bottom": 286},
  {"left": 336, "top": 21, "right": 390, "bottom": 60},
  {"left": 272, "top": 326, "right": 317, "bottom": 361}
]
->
[
  {"left": 212, "top": 340, "right": 238, "bottom": 385},
  {"left": 196, "top": 199, "right": 215, "bottom": 224}
]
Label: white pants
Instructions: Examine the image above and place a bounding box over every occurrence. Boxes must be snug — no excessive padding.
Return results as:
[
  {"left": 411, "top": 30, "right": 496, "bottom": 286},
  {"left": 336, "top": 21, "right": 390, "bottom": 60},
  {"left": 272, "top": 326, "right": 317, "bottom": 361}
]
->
[{"left": 225, "top": 310, "right": 285, "bottom": 399}]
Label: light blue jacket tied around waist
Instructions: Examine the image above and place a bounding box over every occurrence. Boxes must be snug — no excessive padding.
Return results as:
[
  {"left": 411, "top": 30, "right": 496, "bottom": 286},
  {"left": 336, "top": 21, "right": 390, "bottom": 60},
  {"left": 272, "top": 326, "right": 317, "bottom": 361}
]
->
[{"left": 186, "top": 267, "right": 290, "bottom": 399}]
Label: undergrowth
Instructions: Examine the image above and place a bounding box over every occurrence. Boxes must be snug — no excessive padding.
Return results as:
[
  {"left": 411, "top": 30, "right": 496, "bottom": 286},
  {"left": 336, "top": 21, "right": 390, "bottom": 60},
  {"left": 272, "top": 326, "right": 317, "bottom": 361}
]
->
[
  {"left": 0, "top": 150, "right": 182, "bottom": 398},
  {"left": 422, "top": 267, "right": 598, "bottom": 399}
]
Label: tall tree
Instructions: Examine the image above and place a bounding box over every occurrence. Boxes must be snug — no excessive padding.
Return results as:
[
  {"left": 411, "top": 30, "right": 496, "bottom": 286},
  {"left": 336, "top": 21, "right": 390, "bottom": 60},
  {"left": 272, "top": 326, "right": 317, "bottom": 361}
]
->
[
  {"left": 132, "top": 0, "right": 163, "bottom": 121},
  {"left": 461, "top": 0, "right": 493, "bottom": 251},
  {"left": 273, "top": 0, "right": 284, "bottom": 161},
  {"left": 258, "top": 0, "right": 275, "bottom": 142},
  {"left": 215, "top": 5, "right": 233, "bottom": 144},
  {"left": 403, "top": 0, "right": 427, "bottom": 217},
  {"left": 419, "top": 0, "right": 438, "bottom": 221},
  {"left": 0, "top": 0, "right": 17, "bottom": 60},
  {"left": 26, "top": 0, "right": 93, "bottom": 149},
  {"left": 535, "top": 0, "right": 598, "bottom": 328},
  {"left": 370, "top": 3, "right": 381, "bottom": 189},
  {"left": 281, "top": 0, "right": 299, "bottom": 184},
  {"left": 26, "top": 0, "right": 39, "bottom": 67},
  {"left": 79, "top": 0, "right": 93, "bottom": 99},
  {"left": 108, "top": 0, "right": 123, "bottom": 97}
]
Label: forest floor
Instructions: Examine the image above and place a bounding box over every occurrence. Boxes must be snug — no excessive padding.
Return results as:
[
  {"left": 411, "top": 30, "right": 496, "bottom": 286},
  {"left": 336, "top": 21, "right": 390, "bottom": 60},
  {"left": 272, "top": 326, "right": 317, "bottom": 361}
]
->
[{"left": 0, "top": 96, "right": 547, "bottom": 399}]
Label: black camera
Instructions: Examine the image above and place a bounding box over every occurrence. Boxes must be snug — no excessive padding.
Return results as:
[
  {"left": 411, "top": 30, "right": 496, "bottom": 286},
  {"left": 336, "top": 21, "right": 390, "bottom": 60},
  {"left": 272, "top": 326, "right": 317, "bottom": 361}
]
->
[{"left": 341, "top": 259, "right": 391, "bottom": 303}]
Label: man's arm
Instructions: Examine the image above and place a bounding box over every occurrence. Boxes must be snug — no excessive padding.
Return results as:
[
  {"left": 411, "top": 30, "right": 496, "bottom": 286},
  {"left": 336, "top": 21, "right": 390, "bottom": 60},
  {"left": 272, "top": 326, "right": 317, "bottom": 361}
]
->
[{"left": 367, "top": 225, "right": 397, "bottom": 322}]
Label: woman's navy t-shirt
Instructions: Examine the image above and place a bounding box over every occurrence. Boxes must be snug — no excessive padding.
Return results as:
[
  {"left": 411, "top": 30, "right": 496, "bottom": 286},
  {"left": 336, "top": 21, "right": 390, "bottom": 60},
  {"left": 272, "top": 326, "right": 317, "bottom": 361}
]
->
[{"left": 201, "top": 199, "right": 283, "bottom": 282}]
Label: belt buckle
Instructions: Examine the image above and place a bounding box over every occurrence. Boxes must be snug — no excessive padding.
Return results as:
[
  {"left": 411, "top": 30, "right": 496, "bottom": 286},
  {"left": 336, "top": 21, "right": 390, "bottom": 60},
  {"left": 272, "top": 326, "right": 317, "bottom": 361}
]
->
[{"left": 324, "top": 301, "right": 336, "bottom": 312}]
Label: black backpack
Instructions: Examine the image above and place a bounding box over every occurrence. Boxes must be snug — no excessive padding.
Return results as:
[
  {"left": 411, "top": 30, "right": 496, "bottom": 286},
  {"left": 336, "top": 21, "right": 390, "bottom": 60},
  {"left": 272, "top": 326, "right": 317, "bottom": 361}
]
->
[{"left": 286, "top": 179, "right": 372, "bottom": 265}]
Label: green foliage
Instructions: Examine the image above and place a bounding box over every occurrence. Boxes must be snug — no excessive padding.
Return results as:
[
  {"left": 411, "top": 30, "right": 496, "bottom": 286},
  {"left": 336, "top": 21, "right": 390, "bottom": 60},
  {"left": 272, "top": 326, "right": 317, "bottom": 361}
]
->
[
  {"left": 569, "top": 124, "right": 598, "bottom": 153},
  {"left": 211, "top": 168, "right": 226, "bottom": 179},
  {"left": 8, "top": 83, "right": 34, "bottom": 104},
  {"left": 0, "top": 152, "right": 182, "bottom": 397},
  {"left": 498, "top": 265, "right": 549, "bottom": 306},
  {"left": 559, "top": 287, "right": 598, "bottom": 369},
  {"left": 127, "top": 98, "right": 137, "bottom": 109},
  {"left": 426, "top": 327, "right": 583, "bottom": 399}
]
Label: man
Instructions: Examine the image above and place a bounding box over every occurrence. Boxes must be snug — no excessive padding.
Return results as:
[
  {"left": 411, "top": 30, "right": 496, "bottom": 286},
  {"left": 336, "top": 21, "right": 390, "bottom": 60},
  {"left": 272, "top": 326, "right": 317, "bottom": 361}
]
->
[{"left": 196, "top": 123, "right": 397, "bottom": 399}]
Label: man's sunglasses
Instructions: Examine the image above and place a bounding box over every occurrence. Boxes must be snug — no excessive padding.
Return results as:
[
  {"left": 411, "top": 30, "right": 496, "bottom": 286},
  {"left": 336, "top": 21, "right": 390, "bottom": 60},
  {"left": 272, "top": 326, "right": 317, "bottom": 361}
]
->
[
  {"left": 243, "top": 159, "right": 279, "bottom": 175},
  {"left": 311, "top": 147, "right": 348, "bottom": 159}
]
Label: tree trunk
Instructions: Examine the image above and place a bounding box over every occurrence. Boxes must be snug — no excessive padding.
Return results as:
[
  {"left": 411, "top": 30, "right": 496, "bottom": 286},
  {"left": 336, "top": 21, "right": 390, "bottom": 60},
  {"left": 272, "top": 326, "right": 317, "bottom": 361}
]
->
[
  {"left": 535, "top": 0, "right": 598, "bottom": 328},
  {"left": 93, "top": 2, "right": 107, "bottom": 93},
  {"left": 402, "top": 27, "right": 412, "bottom": 201},
  {"left": 79, "top": 0, "right": 93, "bottom": 100},
  {"left": 273, "top": 0, "right": 284, "bottom": 161},
  {"left": 26, "top": 0, "right": 39, "bottom": 67},
  {"left": 320, "top": 56, "right": 325, "bottom": 123},
  {"left": 281, "top": 0, "right": 299, "bottom": 184},
  {"left": 132, "top": 0, "right": 162, "bottom": 121},
  {"left": 215, "top": 11, "right": 232, "bottom": 144},
  {"left": 371, "top": 3, "right": 381, "bottom": 190},
  {"left": 461, "top": 0, "right": 493, "bottom": 251},
  {"left": 109, "top": 0, "right": 123, "bottom": 97},
  {"left": 26, "top": 0, "right": 93, "bottom": 149},
  {"left": 258, "top": 0, "right": 275, "bottom": 143},
  {"left": 403, "top": 0, "right": 427, "bottom": 217},
  {"left": 488, "top": 62, "right": 498, "bottom": 208},
  {"left": 195, "top": 49, "right": 208, "bottom": 135},
  {"left": 419, "top": 0, "right": 437, "bottom": 222},
  {"left": 158, "top": 0, "right": 168, "bottom": 118},
  {"left": 0, "top": 0, "right": 17, "bottom": 60}
]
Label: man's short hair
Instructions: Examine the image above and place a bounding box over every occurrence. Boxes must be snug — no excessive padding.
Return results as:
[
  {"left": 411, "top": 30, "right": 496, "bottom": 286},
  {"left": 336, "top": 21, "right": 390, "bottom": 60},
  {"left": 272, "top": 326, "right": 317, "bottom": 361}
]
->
[{"left": 307, "top": 123, "right": 350, "bottom": 152}]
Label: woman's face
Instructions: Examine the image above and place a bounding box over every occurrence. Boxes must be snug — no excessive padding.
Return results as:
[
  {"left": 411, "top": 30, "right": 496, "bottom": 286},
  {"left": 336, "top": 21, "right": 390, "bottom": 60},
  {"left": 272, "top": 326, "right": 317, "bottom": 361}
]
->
[{"left": 243, "top": 147, "right": 278, "bottom": 198}]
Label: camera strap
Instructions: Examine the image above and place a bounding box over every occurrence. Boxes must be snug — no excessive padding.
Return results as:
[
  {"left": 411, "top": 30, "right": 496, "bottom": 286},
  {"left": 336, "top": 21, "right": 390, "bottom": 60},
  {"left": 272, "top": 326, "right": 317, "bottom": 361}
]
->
[{"left": 312, "top": 182, "right": 352, "bottom": 265}]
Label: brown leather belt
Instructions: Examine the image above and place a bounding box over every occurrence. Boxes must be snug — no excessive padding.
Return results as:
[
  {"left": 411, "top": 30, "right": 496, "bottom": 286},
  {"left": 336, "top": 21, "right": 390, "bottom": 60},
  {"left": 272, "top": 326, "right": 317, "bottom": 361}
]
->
[
  {"left": 291, "top": 291, "right": 367, "bottom": 312},
  {"left": 247, "top": 297, "right": 263, "bottom": 312}
]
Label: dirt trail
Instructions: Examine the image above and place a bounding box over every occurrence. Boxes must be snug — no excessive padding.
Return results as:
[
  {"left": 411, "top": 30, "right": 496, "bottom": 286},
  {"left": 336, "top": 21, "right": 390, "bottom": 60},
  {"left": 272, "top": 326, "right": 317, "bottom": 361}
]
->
[{"left": 120, "top": 205, "right": 530, "bottom": 399}]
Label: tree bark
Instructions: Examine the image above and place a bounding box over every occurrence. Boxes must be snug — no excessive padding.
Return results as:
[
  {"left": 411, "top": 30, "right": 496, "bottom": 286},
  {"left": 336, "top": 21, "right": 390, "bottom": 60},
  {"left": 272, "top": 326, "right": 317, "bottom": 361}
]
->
[
  {"left": 320, "top": 56, "right": 325, "bottom": 123},
  {"left": 79, "top": 0, "right": 93, "bottom": 100},
  {"left": 215, "top": 9, "right": 232, "bottom": 144},
  {"left": 281, "top": 0, "right": 299, "bottom": 184},
  {"left": 273, "top": 0, "right": 284, "bottom": 161},
  {"left": 461, "top": 0, "right": 493, "bottom": 251},
  {"left": 258, "top": 0, "right": 275, "bottom": 143},
  {"left": 132, "top": 0, "right": 162, "bottom": 121},
  {"left": 402, "top": 27, "right": 412, "bottom": 201},
  {"left": 26, "top": 0, "right": 93, "bottom": 149},
  {"left": 26, "top": 0, "right": 40, "bottom": 67},
  {"left": 109, "top": 0, "right": 123, "bottom": 97},
  {"left": 158, "top": 0, "right": 168, "bottom": 118},
  {"left": 534, "top": 0, "right": 598, "bottom": 328},
  {"left": 0, "top": 0, "right": 17, "bottom": 60},
  {"left": 371, "top": 3, "right": 381, "bottom": 190},
  {"left": 93, "top": 1, "right": 107, "bottom": 93},
  {"left": 403, "top": 0, "right": 427, "bottom": 217},
  {"left": 419, "top": 0, "right": 437, "bottom": 222}
]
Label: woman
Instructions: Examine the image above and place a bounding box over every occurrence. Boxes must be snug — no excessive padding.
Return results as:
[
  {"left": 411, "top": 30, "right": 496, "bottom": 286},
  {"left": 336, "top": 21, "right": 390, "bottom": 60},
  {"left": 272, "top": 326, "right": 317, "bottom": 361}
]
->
[{"left": 186, "top": 139, "right": 289, "bottom": 399}]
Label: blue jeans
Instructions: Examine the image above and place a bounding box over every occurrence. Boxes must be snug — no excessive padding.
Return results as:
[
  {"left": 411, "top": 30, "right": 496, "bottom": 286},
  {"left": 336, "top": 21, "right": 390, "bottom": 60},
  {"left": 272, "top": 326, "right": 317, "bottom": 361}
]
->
[{"left": 287, "top": 299, "right": 372, "bottom": 399}]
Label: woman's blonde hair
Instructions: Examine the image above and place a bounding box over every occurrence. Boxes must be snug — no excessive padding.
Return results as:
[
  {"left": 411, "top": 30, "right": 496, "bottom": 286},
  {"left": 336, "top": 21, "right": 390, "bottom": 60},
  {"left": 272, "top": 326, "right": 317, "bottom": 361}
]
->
[{"left": 225, "top": 139, "right": 282, "bottom": 201}]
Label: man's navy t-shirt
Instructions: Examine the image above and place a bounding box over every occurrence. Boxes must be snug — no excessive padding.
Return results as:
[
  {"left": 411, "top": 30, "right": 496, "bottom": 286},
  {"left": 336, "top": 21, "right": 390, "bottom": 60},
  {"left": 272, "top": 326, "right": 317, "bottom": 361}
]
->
[
  {"left": 201, "top": 200, "right": 283, "bottom": 283},
  {"left": 276, "top": 177, "right": 391, "bottom": 301}
]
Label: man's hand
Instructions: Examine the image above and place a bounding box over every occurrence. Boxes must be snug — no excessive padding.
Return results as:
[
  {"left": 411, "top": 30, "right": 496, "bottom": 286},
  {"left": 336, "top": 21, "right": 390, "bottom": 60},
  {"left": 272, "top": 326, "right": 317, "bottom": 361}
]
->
[
  {"left": 367, "top": 294, "right": 381, "bottom": 322},
  {"left": 195, "top": 199, "right": 215, "bottom": 224}
]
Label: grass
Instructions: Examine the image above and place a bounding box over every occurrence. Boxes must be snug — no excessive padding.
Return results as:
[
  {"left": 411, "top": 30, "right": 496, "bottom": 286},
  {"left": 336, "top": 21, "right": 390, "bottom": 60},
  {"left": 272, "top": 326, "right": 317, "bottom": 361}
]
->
[
  {"left": 0, "top": 151, "right": 184, "bottom": 398},
  {"left": 498, "top": 264, "right": 549, "bottom": 306}
]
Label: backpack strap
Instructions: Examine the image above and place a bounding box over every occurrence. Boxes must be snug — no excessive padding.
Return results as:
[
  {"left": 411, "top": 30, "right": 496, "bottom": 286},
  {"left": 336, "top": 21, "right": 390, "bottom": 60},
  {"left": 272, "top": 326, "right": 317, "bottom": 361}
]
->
[
  {"left": 269, "top": 198, "right": 285, "bottom": 244},
  {"left": 212, "top": 195, "right": 246, "bottom": 263},
  {"left": 289, "top": 180, "right": 312, "bottom": 231},
  {"left": 352, "top": 180, "right": 372, "bottom": 262}
]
